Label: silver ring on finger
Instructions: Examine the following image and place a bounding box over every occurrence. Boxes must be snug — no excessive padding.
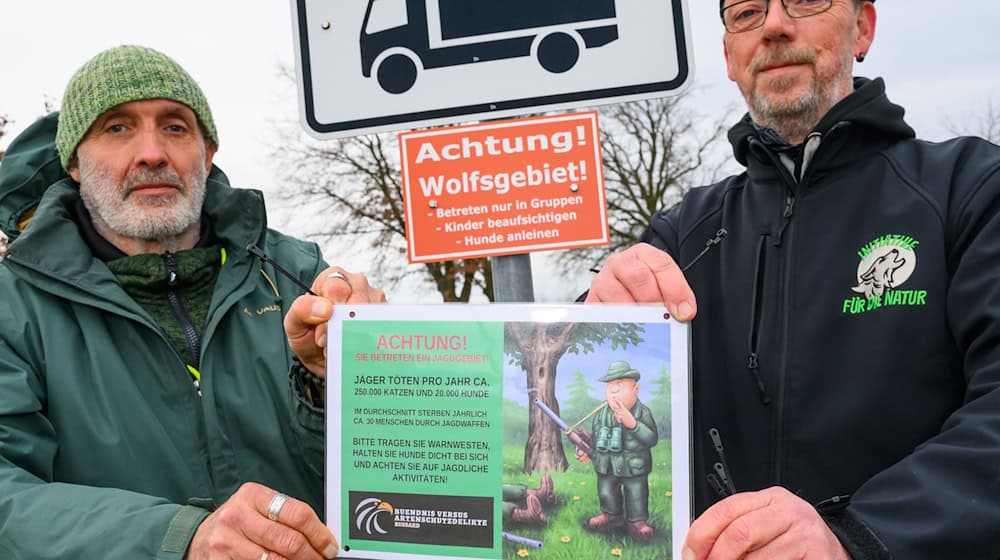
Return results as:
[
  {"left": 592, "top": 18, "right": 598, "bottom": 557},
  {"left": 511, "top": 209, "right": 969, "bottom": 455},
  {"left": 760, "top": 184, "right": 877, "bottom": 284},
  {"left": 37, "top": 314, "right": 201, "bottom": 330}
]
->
[
  {"left": 266, "top": 492, "right": 290, "bottom": 522},
  {"left": 326, "top": 270, "right": 352, "bottom": 290}
]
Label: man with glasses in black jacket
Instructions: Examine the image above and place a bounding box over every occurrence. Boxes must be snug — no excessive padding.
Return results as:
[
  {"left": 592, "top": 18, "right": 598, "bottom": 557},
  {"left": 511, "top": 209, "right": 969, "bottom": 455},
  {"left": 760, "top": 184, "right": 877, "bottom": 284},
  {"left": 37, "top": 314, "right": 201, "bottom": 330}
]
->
[{"left": 587, "top": 1, "right": 1000, "bottom": 558}]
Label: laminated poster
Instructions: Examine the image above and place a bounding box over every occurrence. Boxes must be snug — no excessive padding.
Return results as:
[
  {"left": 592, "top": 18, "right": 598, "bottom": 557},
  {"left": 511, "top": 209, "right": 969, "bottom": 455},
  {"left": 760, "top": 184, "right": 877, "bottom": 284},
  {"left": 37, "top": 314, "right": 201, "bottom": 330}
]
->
[{"left": 326, "top": 304, "right": 690, "bottom": 559}]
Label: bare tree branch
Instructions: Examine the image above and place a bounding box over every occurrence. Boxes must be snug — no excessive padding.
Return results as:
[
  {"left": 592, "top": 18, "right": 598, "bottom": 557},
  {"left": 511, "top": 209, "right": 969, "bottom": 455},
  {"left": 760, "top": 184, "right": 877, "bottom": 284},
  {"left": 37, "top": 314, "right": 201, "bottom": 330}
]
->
[
  {"left": 270, "top": 118, "right": 493, "bottom": 302},
  {"left": 553, "top": 91, "right": 736, "bottom": 273},
  {"left": 945, "top": 96, "right": 1000, "bottom": 144}
]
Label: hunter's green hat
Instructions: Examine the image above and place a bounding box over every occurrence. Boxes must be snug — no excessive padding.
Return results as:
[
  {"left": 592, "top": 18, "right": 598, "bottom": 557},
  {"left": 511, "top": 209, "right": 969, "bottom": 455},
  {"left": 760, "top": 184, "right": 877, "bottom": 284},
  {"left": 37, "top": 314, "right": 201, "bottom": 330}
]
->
[
  {"left": 55, "top": 45, "right": 218, "bottom": 170},
  {"left": 598, "top": 361, "right": 641, "bottom": 382}
]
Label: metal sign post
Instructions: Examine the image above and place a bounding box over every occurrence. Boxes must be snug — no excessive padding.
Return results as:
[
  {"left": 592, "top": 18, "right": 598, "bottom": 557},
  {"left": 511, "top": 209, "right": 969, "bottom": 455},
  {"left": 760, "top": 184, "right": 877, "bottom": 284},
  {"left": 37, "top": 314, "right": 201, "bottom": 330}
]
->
[{"left": 491, "top": 253, "right": 535, "bottom": 302}]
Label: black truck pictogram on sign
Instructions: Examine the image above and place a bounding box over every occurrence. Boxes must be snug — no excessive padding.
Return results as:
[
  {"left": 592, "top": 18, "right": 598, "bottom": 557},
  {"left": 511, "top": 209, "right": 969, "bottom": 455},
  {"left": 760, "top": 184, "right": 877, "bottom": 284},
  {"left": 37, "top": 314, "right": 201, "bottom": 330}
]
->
[{"left": 361, "top": 0, "right": 619, "bottom": 94}]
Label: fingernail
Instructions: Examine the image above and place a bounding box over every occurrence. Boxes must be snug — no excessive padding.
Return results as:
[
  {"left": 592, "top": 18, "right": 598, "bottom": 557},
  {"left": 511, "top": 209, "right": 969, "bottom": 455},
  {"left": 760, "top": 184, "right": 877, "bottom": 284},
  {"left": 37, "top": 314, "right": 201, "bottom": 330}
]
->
[
  {"left": 677, "top": 301, "right": 694, "bottom": 320},
  {"left": 324, "top": 543, "right": 339, "bottom": 558},
  {"left": 683, "top": 548, "right": 696, "bottom": 560},
  {"left": 310, "top": 300, "right": 330, "bottom": 319},
  {"left": 318, "top": 334, "right": 327, "bottom": 348}
]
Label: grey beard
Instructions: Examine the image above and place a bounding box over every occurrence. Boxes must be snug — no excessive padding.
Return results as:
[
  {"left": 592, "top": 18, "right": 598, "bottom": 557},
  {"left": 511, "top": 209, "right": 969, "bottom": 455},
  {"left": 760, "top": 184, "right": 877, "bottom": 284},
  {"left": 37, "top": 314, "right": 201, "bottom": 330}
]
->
[
  {"left": 747, "top": 83, "right": 824, "bottom": 143},
  {"left": 745, "top": 69, "right": 849, "bottom": 144},
  {"left": 742, "top": 45, "right": 848, "bottom": 143},
  {"left": 79, "top": 161, "right": 207, "bottom": 244}
]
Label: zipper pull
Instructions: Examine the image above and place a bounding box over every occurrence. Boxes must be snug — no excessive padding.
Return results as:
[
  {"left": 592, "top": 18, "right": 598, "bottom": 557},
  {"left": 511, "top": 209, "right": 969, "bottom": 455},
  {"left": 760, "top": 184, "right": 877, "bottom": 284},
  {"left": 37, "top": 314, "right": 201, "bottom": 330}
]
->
[
  {"left": 164, "top": 252, "right": 179, "bottom": 287},
  {"left": 707, "top": 473, "right": 730, "bottom": 498},
  {"left": 783, "top": 194, "right": 795, "bottom": 219},
  {"left": 709, "top": 428, "right": 737, "bottom": 495},
  {"left": 681, "top": 228, "right": 729, "bottom": 273},
  {"left": 774, "top": 194, "right": 796, "bottom": 247},
  {"left": 747, "top": 352, "right": 771, "bottom": 405},
  {"left": 714, "top": 462, "right": 734, "bottom": 495},
  {"left": 187, "top": 365, "right": 203, "bottom": 398}
]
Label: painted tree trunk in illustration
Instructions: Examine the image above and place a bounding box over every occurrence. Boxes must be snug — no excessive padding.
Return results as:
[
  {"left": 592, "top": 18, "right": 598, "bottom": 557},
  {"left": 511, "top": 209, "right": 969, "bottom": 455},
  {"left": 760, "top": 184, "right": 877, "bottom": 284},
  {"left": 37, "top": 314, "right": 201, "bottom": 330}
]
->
[{"left": 505, "top": 322, "right": 578, "bottom": 473}]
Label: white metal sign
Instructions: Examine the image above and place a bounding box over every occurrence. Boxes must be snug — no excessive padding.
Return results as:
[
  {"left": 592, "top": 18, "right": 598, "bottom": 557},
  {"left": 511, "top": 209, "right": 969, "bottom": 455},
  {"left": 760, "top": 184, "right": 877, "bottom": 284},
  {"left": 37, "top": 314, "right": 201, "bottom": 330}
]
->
[{"left": 290, "top": 0, "right": 693, "bottom": 138}]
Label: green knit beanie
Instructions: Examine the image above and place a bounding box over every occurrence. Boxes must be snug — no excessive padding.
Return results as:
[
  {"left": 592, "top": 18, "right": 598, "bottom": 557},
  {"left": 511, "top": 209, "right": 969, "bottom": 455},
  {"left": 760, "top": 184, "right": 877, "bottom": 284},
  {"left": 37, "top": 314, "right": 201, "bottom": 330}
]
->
[{"left": 56, "top": 45, "right": 219, "bottom": 170}]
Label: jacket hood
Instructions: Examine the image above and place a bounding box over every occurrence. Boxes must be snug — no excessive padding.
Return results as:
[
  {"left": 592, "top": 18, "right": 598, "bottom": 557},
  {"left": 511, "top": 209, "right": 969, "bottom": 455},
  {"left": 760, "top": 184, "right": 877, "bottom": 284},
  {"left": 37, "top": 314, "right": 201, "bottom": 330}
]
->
[
  {"left": 0, "top": 113, "right": 65, "bottom": 241},
  {"left": 729, "top": 77, "right": 916, "bottom": 166}
]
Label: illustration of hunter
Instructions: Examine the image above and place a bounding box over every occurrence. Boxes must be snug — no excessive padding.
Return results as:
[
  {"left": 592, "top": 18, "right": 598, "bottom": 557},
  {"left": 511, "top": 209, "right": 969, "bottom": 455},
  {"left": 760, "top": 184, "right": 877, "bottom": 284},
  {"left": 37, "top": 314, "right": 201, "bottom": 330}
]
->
[{"left": 575, "top": 360, "right": 658, "bottom": 541}]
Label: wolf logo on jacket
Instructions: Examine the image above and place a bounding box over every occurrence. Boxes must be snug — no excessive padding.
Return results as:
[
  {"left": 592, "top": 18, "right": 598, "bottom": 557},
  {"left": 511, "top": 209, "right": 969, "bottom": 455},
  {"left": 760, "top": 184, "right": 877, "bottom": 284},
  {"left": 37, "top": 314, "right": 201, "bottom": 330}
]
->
[
  {"left": 852, "top": 234, "right": 918, "bottom": 297},
  {"left": 854, "top": 248, "right": 905, "bottom": 298},
  {"left": 843, "top": 234, "right": 925, "bottom": 314}
]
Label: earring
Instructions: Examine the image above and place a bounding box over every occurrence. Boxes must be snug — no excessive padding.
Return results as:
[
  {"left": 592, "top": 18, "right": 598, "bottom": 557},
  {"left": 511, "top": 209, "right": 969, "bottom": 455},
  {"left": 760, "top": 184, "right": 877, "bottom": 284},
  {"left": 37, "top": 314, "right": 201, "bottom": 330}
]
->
[{"left": 855, "top": 52, "right": 867, "bottom": 63}]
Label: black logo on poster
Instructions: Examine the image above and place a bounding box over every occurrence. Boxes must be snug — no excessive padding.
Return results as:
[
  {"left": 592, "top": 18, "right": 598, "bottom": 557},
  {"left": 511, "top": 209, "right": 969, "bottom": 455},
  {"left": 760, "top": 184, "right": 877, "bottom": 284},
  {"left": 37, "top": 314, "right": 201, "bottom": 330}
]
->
[
  {"left": 348, "top": 491, "right": 493, "bottom": 548},
  {"left": 354, "top": 498, "right": 394, "bottom": 535}
]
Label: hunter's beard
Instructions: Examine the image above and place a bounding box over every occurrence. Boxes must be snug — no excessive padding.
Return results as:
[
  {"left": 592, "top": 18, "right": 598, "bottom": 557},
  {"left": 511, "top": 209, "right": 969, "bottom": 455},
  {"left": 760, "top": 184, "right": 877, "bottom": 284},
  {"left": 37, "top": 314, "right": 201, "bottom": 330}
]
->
[
  {"left": 744, "top": 45, "right": 848, "bottom": 143},
  {"left": 78, "top": 157, "right": 207, "bottom": 250}
]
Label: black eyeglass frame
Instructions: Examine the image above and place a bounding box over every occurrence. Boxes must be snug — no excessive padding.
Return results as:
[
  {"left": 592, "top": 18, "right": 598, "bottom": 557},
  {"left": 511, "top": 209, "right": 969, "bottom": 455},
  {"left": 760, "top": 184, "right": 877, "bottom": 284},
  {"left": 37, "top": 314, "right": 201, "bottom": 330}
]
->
[{"left": 719, "top": 0, "right": 835, "bottom": 34}]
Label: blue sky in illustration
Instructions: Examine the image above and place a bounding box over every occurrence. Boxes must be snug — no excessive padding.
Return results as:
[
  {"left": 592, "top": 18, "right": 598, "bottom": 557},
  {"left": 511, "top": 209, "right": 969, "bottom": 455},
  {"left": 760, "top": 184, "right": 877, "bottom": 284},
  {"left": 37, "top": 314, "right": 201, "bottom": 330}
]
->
[{"left": 502, "top": 321, "right": 673, "bottom": 406}]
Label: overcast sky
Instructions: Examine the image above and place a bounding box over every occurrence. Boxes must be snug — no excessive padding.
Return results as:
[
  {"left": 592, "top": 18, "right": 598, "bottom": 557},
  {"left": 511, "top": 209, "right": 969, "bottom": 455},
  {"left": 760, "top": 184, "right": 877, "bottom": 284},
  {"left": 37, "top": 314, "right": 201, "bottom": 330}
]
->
[{"left": 4, "top": 1, "right": 999, "bottom": 301}]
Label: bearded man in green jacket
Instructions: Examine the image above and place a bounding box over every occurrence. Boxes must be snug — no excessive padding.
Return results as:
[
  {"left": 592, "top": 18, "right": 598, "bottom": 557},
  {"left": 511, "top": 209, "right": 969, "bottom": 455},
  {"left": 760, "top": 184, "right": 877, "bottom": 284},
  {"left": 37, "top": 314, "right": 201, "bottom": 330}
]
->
[{"left": 0, "top": 45, "right": 385, "bottom": 559}]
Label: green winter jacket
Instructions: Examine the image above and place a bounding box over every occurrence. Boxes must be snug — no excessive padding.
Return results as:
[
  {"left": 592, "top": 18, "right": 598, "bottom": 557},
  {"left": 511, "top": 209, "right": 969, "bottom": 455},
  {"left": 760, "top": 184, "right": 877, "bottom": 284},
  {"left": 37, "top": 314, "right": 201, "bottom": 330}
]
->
[{"left": 0, "top": 118, "right": 328, "bottom": 559}]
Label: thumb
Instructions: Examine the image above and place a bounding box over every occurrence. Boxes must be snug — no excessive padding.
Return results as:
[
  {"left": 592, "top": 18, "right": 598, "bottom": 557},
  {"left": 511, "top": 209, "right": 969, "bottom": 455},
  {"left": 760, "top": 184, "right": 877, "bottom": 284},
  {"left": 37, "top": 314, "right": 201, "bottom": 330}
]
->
[{"left": 285, "top": 295, "right": 333, "bottom": 336}]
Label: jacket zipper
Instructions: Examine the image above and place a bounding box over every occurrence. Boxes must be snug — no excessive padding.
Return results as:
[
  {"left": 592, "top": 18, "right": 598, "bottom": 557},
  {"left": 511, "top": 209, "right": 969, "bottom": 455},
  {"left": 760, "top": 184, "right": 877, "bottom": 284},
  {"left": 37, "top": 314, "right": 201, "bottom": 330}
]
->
[
  {"left": 769, "top": 133, "right": 827, "bottom": 483},
  {"left": 747, "top": 232, "right": 772, "bottom": 405},
  {"left": 752, "top": 138, "right": 810, "bottom": 486},
  {"left": 773, "top": 206, "right": 794, "bottom": 484},
  {"left": 163, "top": 252, "right": 203, "bottom": 396}
]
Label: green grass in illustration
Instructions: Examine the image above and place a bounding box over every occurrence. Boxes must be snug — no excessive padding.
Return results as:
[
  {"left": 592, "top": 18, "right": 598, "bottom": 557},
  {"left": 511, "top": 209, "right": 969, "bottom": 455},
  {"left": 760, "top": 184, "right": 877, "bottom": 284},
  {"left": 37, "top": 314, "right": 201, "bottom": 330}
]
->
[{"left": 500, "top": 443, "right": 675, "bottom": 560}]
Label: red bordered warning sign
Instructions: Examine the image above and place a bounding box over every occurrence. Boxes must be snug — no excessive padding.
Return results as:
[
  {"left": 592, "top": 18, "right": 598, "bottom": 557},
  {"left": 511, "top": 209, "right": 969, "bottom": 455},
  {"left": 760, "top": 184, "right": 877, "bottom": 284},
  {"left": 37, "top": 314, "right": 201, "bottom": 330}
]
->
[{"left": 400, "top": 112, "right": 609, "bottom": 263}]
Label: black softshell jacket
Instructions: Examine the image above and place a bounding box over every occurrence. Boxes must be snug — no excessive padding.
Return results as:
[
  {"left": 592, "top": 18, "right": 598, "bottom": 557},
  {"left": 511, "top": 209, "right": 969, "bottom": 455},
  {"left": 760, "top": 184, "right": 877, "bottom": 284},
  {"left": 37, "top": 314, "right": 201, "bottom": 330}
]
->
[{"left": 643, "top": 78, "right": 1000, "bottom": 558}]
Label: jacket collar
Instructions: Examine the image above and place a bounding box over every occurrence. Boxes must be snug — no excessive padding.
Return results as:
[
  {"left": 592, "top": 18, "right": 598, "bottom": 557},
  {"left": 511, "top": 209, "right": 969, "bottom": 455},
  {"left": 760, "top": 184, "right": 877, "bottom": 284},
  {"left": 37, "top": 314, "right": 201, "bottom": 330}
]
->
[{"left": 4, "top": 175, "right": 268, "bottom": 308}]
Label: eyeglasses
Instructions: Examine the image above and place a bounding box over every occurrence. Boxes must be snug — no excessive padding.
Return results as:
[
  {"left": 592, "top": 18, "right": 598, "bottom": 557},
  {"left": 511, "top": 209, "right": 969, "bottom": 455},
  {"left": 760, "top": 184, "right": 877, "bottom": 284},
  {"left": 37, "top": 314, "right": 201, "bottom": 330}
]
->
[{"left": 720, "top": 0, "right": 834, "bottom": 33}]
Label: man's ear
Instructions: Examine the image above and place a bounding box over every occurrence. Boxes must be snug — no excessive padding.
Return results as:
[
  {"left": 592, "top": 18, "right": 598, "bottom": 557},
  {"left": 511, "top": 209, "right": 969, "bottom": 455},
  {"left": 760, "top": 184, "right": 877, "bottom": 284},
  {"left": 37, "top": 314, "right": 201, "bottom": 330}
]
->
[
  {"left": 723, "top": 38, "right": 736, "bottom": 82},
  {"left": 204, "top": 142, "right": 217, "bottom": 172},
  {"left": 67, "top": 156, "right": 81, "bottom": 183},
  {"left": 855, "top": 1, "right": 877, "bottom": 57}
]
